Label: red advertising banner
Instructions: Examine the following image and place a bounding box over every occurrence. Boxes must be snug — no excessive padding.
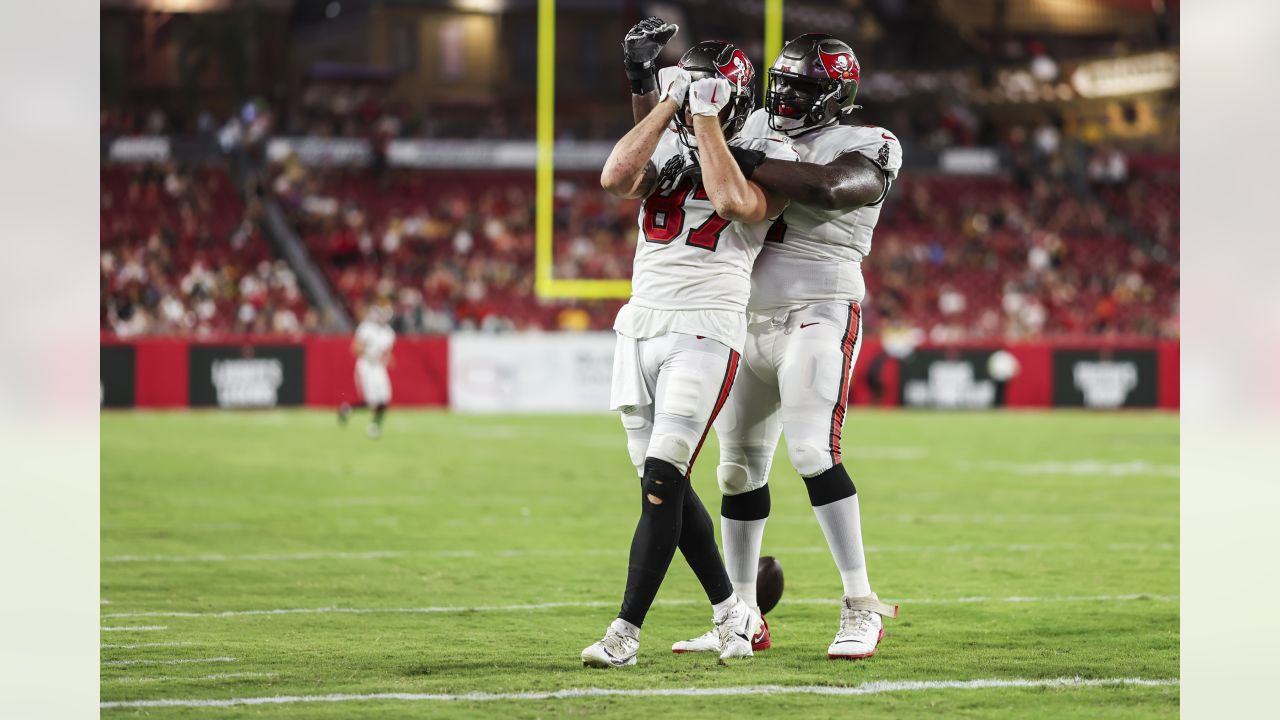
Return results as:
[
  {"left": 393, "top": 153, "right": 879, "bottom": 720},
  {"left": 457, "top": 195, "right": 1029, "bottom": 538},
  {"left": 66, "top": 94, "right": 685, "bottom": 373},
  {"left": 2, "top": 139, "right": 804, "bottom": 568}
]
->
[{"left": 101, "top": 334, "right": 1175, "bottom": 410}]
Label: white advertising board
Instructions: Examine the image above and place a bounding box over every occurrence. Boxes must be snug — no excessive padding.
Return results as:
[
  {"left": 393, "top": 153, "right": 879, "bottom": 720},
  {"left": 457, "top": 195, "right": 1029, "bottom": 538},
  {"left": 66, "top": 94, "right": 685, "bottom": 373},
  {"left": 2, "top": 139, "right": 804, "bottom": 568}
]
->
[{"left": 449, "top": 332, "right": 615, "bottom": 412}]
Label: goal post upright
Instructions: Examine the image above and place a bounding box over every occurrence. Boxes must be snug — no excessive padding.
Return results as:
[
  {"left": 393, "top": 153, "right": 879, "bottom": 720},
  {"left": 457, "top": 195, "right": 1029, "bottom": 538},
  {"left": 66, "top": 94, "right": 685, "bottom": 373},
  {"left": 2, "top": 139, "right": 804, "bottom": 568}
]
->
[{"left": 534, "top": 0, "right": 784, "bottom": 300}]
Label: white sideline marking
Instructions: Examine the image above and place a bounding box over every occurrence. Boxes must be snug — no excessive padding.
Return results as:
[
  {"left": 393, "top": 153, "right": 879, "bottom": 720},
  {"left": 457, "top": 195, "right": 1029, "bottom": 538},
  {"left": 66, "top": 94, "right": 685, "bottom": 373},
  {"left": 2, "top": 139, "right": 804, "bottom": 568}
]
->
[
  {"left": 101, "top": 593, "right": 1177, "bottom": 620},
  {"left": 104, "top": 657, "right": 237, "bottom": 667},
  {"left": 99, "top": 676, "right": 1178, "bottom": 709},
  {"left": 104, "top": 672, "right": 278, "bottom": 686},
  {"left": 102, "top": 642, "right": 193, "bottom": 649},
  {"left": 103, "top": 542, "right": 1174, "bottom": 565},
  {"left": 106, "top": 551, "right": 405, "bottom": 563},
  {"left": 101, "top": 626, "right": 167, "bottom": 632}
]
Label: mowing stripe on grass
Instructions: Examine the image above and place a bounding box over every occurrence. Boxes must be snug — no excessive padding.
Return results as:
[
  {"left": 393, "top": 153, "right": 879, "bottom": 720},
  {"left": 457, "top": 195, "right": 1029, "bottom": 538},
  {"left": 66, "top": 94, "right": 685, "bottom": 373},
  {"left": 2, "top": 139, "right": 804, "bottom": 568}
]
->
[
  {"left": 99, "top": 676, "right": 1178, "bottom": 709},
  {"left": 102, "top": 642, "right": 194, "bottom": 649},
  {"left": 106, "top": 551, "right": 405, "bottom": 563},
  {"left": 103, "top": 657, "right": 237, "bottom": 667},
  {"left": 103, "top": 542, "right": 1174, "bottom": 564},
  {"left": 101, "top": 593, "right": 1177, "bottom": 620},
  {"left": 104, "top": 673, "right": 278, "bottom": 685},
  {"left": 101, "top": 626, "right": 168, "bottom": 632}
]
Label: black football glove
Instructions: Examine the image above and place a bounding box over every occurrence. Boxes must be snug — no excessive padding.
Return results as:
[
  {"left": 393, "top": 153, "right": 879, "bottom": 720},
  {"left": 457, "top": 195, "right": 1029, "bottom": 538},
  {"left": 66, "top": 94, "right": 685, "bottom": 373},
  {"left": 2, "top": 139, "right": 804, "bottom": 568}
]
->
[
  {"left": 727, "top": 145, "right": 768, "bottom": 181},
  {"left": 655, "top": 153, "right": 702, "bottom": 195},
  {"left": 622, "top": 17, "right": 678, "bottom": 95}
]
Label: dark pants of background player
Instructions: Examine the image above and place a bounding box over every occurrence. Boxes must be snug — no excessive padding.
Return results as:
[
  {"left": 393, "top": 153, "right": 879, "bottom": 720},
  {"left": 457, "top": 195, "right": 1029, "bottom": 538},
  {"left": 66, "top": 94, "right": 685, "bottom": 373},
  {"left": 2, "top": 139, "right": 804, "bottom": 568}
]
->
[{"left": 338, "top": 403, "right": 387, "bottom": 427}]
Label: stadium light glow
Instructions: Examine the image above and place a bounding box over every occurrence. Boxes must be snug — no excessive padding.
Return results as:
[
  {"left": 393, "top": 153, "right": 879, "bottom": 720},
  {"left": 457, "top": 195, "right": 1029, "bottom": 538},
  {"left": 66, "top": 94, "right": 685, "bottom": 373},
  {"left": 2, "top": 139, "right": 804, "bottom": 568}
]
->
[{"left": 454, "top": 0, "right": 506, "bottom": 13}]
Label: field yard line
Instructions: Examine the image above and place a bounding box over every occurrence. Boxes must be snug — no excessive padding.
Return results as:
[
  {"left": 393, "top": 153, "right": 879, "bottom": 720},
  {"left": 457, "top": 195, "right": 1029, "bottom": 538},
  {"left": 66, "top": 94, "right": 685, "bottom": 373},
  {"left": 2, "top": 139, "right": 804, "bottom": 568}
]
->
[
  {"left": 99, "top": 676, "right": 1179, "bottom": 709},
  {"left": 101, "top": 626, "right": 168, "bottom": 632},
  {"left": 101, "top": 593, "right": 1177, "bottom": 620},
  {"left": 103, "top": 657, "right": 237, "bottom": 667},
  {"left": 104, "top": 672, "right": 278, "bottom": 685},
  {"left": 103, "top": 542, "right": 1175, "bottom": 564},
  {"left": 102, "top": 642, "right": 193, "bottom": 649}
]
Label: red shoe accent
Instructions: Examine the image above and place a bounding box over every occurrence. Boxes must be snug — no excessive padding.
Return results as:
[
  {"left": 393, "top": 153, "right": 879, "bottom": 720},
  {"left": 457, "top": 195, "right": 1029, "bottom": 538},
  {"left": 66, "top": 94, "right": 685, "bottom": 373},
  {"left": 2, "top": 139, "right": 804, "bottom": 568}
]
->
[
  {"left": 752, "top": 617, "right": 772, "bottom": 651},
  {"left": 827, "top": 626, "right": 884, "bottom": 660}
]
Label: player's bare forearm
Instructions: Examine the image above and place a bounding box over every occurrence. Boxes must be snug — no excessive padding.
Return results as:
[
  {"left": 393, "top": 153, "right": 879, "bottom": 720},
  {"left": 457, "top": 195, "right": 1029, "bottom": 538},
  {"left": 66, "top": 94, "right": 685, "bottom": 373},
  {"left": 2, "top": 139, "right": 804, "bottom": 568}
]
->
[
  {"left": 601, "top": 99, "right": 679, "bottom": 198},
  {"left": 352, "top": 341, "right": 364, "bottom": 357},
  {"left": 691, "top": 115, "right": 772, "bottom": 222},
  {"left": 631, "top": 92, "right": 659, "bottom": 125},
  {"left": 751, "top": 152, "right": 887, "bottom": 211}
]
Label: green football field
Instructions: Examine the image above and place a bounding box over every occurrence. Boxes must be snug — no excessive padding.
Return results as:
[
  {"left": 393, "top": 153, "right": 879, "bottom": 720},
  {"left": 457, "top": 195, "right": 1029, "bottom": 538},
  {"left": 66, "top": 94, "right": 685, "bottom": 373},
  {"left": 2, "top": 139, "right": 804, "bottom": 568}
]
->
[{"left": 100, "top": 409, "right": 1179, "bottom": 717}]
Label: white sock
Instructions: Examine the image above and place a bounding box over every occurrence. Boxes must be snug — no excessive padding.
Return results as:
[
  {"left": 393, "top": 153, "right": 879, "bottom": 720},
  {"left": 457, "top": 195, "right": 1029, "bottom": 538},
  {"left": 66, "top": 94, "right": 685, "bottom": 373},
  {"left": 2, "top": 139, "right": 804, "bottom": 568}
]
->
[
  {"left": 610, "top": 617, "right": 640, "bottom": 639},
  {"left": 721, "top": 517, "right": 767, "bottom": 608},
  {"left": 811, "top": 494, "right": 872, "bottom": 597},
  {"left": 711, "top": 595, "right": 737, "bottom": 621}
]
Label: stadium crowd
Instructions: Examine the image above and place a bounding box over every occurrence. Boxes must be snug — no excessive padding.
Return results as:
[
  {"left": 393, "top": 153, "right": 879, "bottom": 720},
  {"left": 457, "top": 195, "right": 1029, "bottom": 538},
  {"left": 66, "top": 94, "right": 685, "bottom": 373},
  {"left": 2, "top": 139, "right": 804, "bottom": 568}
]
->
[
  {"left": 100, "top": 164, "right": 317, "bottom": 336},
  {"left": 102, "top": 106, "right": 1177, "bottom": 341}
]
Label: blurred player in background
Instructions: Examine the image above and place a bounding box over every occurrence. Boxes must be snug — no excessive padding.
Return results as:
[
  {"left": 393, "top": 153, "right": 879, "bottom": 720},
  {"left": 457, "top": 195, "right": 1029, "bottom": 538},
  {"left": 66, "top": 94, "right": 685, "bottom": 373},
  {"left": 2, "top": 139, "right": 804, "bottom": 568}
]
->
[
  {"left": 581, "top": 39, "right": 797, "bottom": 669},
  {"left": 339, "top": 304, "right": 395, "bottom": 438},
  {"left": 628, "top": 24, "right": 900, "bottom": 660}
]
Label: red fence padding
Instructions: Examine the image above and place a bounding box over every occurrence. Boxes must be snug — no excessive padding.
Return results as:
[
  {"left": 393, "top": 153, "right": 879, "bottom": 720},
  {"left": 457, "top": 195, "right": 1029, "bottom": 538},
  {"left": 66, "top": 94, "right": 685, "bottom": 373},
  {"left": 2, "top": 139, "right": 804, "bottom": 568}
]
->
[
  {"left": 102, "top": 334, "right": 1176, "bottom": 410},
  {"left": 304, "top": 336, "right": 449, "bottom": 408}
]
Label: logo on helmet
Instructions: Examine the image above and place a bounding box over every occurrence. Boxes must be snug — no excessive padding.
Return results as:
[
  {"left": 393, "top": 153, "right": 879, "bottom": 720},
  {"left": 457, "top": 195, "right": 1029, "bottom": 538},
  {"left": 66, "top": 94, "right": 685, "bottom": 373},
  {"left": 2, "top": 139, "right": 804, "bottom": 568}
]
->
[
  {"left": 717, "top": 49, "right": 754, "bottom": 86},
  {"left": 817, "top": 49, "right": 859, "bottom": 82}
]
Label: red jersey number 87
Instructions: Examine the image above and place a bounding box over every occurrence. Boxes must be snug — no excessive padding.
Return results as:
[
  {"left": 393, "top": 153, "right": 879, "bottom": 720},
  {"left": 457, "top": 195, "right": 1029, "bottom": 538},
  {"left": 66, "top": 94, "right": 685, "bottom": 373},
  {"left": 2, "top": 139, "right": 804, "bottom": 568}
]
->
[{"left": 642, "top": 183, "right": 731, "bottom": 252}]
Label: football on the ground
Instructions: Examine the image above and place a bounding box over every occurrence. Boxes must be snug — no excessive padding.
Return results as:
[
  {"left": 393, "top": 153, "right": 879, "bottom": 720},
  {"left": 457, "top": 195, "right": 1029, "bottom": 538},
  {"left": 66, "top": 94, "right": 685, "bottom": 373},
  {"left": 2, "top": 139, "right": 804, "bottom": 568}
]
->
[{"left": 757, "top": 555, "right": 784, "bottom": 615}]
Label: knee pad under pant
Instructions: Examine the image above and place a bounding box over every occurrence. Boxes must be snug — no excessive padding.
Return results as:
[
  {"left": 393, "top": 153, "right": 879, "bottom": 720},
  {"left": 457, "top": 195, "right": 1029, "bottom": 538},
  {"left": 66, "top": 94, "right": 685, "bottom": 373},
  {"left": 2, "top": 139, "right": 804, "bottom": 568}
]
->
[
  {"left": 788, "top": 439, "right": 836, "bottom": 479},
  {"left": 648, "top": 432, "right": 695, "bottom": 474},
  {"left": 620, "top": 409, "right": 653, "bottom": 476},
  {"left": 716, "top": 443, "right": 775, "bottom": 496}
]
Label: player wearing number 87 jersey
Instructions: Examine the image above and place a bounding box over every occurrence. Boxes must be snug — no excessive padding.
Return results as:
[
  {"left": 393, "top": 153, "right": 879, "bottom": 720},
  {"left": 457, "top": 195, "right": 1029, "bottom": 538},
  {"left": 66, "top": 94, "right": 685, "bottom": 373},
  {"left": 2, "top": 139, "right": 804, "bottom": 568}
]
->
[{"left": 580, "top": 40, "right": 797, "bottom": 669}]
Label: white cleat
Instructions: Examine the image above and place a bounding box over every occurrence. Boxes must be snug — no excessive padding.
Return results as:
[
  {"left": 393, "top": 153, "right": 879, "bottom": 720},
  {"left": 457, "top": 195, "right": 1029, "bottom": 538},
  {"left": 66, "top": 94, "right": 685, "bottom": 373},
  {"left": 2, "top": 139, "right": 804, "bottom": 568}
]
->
[
  {"left": 581, "top": 624, "right": 639, "bottom": 668},
  {"left": 673, "top": 615, "right": 771, "bottom": 653},
  {"left": 714, "top": 596, "right": 763, "bottom": 661},
  {"left": 828, "top": 593, "right": 898, "bottom": 660},
  {"left": 366, "top": 423, "right": 381, "bottom": 439},
  {"left": 672, "top": 629, "right": 719, "bottom": 654}
]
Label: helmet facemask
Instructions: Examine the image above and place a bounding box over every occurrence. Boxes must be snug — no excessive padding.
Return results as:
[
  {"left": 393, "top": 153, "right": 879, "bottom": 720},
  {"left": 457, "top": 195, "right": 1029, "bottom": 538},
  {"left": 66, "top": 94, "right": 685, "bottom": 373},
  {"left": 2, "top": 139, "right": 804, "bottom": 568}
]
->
[{"left": 766, "top": 70, "right": 850, "bottom": 136}]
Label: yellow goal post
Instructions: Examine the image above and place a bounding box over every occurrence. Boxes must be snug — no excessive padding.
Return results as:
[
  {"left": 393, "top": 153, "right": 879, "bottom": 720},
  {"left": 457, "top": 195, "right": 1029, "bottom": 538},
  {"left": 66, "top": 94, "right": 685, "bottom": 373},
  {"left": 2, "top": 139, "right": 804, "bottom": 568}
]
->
[{"left": 534, "top": 0, "right": 785, "bottom": 300}]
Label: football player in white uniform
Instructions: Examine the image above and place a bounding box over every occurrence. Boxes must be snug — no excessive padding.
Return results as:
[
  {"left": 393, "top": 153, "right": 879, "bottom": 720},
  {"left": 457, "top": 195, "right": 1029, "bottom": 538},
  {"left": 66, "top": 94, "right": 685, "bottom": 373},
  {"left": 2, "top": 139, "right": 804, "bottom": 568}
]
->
[
  {"left": 339, "top": 305, "right": 395, "bottom": 438},
  {"left": 631, "top": 29, "right": 902, "bottom": 660},
  {"left": 581, "top": 40, "right": 799, "bottom": 669}
]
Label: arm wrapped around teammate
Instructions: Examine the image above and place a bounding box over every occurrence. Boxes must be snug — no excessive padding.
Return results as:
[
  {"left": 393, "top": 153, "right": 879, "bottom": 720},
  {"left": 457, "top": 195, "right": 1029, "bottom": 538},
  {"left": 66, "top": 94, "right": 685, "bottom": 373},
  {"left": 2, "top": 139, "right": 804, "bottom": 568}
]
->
[{"left": 727, "top": 145, "right": 767, "bottom": 181}]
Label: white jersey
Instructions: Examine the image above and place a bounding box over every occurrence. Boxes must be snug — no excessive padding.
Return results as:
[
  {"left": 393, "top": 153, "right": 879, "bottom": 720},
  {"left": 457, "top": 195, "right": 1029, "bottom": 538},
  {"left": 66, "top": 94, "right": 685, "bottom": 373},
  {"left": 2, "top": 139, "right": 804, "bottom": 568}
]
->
[
  {"left": 737, "top": 108, "right": 903, "bottom": 312},
  {"left": 355, "top": 320, "right": 395, "bottom": 366},
  {"left": 616, "top": 129, "right": 798, "bottom": 351}
]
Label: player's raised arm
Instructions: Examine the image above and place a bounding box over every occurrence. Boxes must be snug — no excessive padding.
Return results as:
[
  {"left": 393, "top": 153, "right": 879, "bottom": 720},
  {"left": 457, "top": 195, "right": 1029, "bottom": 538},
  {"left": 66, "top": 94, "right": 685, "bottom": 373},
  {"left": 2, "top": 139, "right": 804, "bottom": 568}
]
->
[
  {"left": 600, "top": 69, "right": 690, "bottom": 199},
  {"left": 688, "top": 78, "right": 787, "bottom": 223},
  {"left": 622, "top": 17, "right": 677, "bottom": 124}
]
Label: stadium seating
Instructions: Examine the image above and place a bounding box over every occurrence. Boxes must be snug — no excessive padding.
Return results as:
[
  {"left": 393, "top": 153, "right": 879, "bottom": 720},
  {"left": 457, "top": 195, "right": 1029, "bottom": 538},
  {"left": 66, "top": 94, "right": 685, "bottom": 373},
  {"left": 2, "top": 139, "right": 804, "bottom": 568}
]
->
[
  {"left": 271, "top": 164, "right": 629, "bottom": 332},
  {"left": 100, "top": 164, "right": 315, "bottom": 336},
  {"left": 100, "top": 146, "right": 1176, "bottom": 340},
  {"left": 267, "top": 156, "right": 1178, "bottom": 339}
]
